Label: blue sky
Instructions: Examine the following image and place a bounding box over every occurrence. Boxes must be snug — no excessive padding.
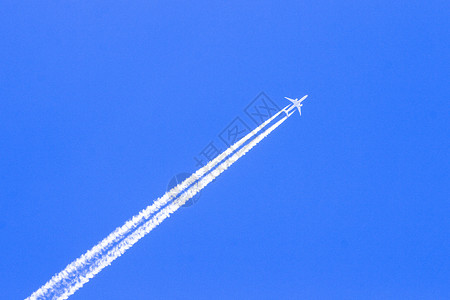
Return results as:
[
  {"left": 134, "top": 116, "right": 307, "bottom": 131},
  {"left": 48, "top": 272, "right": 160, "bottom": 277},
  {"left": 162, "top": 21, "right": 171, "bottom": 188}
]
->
[{"left": 1, "top": 1, "right": 449, "bottom": 299}]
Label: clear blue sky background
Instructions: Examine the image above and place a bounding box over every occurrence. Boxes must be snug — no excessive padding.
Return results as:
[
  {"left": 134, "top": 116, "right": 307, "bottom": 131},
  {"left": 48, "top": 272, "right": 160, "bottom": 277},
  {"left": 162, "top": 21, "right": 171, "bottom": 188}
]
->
[{"left": 1, "top": 1, "right": 449, "bottom": 299}]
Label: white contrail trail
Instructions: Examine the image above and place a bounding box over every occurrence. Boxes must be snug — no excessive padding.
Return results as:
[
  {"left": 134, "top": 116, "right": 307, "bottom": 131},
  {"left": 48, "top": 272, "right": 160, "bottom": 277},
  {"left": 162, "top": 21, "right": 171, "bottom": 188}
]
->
[
  {"left": 27, "top": 107, "right": 289, "bottom": 300},
  {"left": 54, "top": 115, "right": 289, "bottom": 300}
]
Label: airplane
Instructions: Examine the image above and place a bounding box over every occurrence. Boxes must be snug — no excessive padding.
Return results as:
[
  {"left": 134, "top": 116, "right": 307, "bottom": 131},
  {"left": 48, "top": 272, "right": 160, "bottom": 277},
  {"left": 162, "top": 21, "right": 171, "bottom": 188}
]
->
[{"left": 283, "top": 95, "right": 308, "bottom": 116}]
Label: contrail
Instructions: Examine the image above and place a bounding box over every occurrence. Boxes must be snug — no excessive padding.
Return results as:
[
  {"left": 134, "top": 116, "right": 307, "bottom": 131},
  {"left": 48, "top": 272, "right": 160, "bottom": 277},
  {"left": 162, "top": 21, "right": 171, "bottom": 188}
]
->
[
  {"left": 27, "top": 107, "right": 289, "bottom": 300},
  {"left": 56, "top": 114, "right": 289, "bottom": 300}
]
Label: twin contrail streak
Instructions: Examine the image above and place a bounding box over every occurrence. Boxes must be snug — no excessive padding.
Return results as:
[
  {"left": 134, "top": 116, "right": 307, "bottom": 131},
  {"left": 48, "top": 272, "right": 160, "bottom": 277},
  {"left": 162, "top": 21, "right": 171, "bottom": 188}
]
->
[
  {"left": 58, "top": 115, "right": 289, "bottom": 300},
  {"left": 27, "top": 106, "right": 292, "bottom": 300}
]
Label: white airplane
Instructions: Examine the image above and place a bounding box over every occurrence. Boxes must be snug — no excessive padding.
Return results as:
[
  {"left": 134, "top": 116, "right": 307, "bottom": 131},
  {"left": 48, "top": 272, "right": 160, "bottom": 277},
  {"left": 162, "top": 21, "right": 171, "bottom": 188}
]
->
[{"left": 283, "top": 95, "right": 308, "bottom": 116}]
